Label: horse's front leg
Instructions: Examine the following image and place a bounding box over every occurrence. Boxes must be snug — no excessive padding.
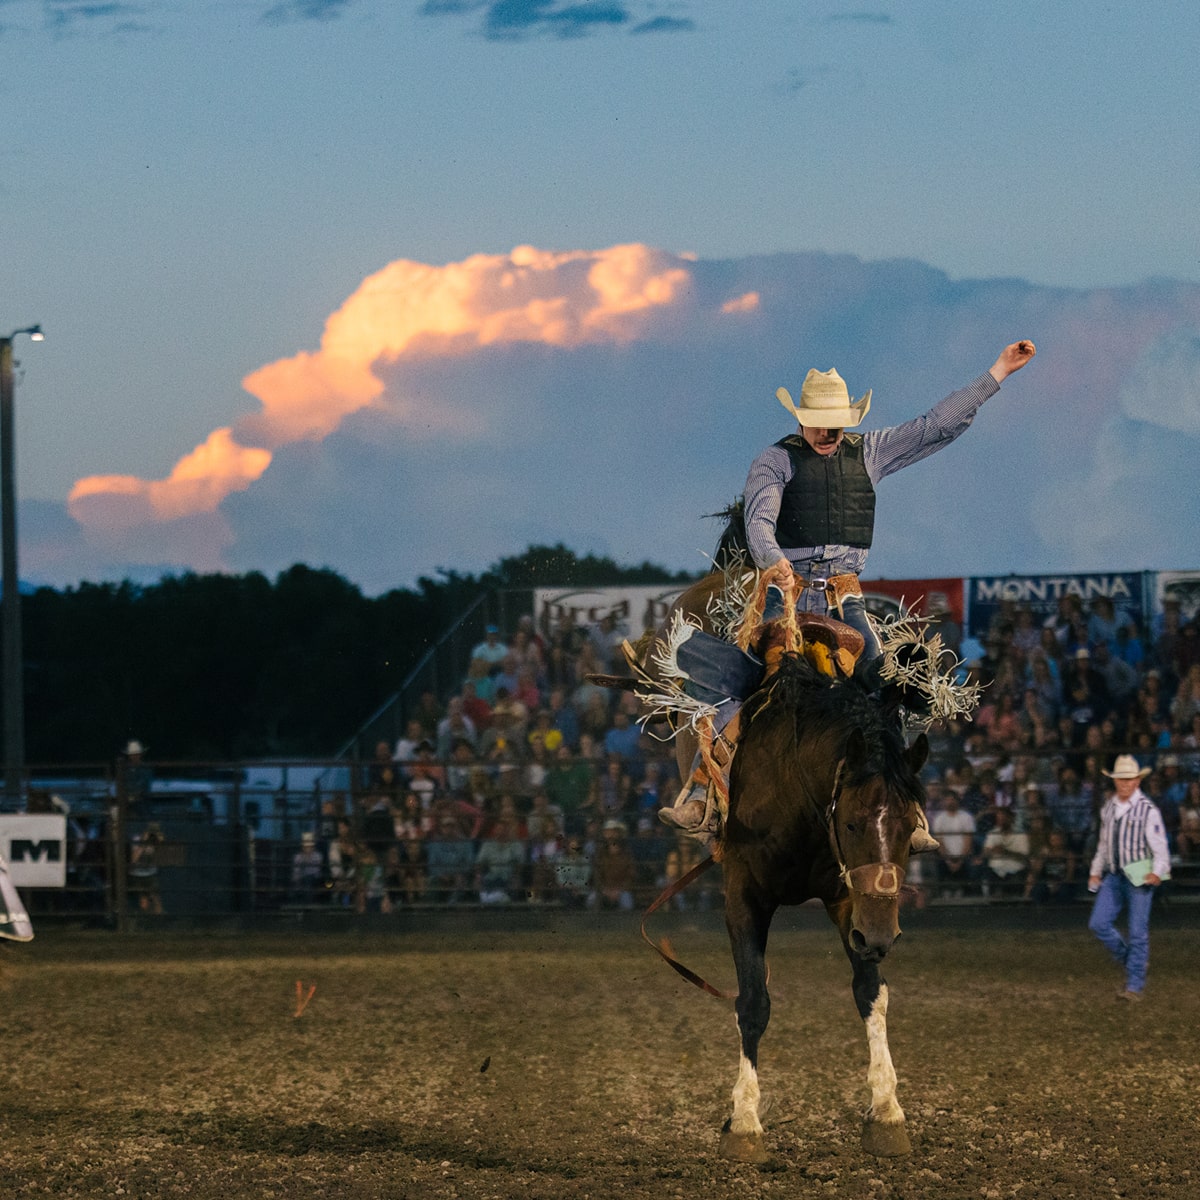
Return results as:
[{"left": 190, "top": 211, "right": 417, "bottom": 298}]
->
[
  {"left": 845, "top": 936, "right": 911, "bottom": 1157},
  {"left": 720, "top": 870, "right": 775, "bottom": 1164}
]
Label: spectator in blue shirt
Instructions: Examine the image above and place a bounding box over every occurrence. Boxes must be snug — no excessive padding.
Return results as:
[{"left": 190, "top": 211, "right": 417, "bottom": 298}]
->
[{"left": 603, "top": 709, "right": 642, "bottom": 768}]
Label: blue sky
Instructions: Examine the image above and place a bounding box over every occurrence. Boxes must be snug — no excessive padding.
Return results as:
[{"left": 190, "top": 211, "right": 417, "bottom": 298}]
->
[{"left": 3, "top": 1, "right": 1199, "bottom": 592}]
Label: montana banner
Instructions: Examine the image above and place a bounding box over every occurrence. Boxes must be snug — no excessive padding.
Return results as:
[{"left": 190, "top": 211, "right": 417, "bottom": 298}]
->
[{"left": 966, "top": 572, "right": 1148, "bottom": 640}]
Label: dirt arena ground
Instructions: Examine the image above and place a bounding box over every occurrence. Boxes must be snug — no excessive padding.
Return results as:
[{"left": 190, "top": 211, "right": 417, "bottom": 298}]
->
[{"left": 1, "top": 905, "right": 1197, "bottom": 1200}]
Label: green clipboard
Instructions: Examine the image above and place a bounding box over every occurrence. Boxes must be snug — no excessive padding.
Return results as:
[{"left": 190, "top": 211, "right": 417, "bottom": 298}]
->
[{"left": 1122, "top": 858, "right": 1169, "bottom": 886}]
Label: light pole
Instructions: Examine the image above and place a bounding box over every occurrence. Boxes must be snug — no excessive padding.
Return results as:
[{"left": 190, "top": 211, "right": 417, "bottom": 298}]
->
[{"left": 1, "top": 325, "right": 43, "bottom": 808}]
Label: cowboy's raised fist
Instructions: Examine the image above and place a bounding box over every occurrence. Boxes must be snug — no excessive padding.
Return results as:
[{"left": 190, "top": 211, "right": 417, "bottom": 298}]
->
[{"left": 990, "top": 340, "right": 1036, "bottom": 383}]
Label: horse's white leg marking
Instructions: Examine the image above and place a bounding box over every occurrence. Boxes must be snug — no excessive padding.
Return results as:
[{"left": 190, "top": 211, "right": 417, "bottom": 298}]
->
[
  {"left": 730, "top": 1017, "right": 763, "bottom": 1135},
  {"left": 864, "top": 983, "right": 905, "bottom": 1125}
]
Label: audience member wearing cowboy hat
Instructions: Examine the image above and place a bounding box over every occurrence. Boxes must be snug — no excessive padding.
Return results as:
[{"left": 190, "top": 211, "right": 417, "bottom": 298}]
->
[
  {"left": 290, "top": 831, "right": 325, "bottom": 903},
  {"left": 662, "top": 340, "right": 1037, "bottom": 841},
  {"left": 121, "top": 738, "right": 153, "bottom": 804},
  {"left": 1087, "top": 755, "right": 1172, "bottom": 1001}
]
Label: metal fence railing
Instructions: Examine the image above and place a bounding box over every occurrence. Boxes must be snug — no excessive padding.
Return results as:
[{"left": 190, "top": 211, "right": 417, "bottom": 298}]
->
[
  {"left": 330, "top": 587, "right": 536, "bottom": 767},
  {"left": 12, "top": 747, "right": 1200, "bottom": 928}
]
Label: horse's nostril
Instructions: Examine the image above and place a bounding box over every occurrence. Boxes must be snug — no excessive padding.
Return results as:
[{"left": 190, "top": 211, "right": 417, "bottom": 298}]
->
[{"left": 849, "top": 926, "right": 894, "bottom": 962}]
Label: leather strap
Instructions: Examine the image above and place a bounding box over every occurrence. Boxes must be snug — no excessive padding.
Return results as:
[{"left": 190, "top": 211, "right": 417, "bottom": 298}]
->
[{"left": 639, "top": 856, "right": 736, "bottom": 999}]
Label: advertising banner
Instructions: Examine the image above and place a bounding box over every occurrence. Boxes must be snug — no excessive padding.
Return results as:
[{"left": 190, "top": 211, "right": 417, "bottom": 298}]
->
[
  {"left": 965, "top": 572, "right": 1146, "bottom": 640},
  {"left": 0, "top": 814, "right": 67, "bottom": 887},
  {"left": 861, "top": 577, "right": 965, "bottom": 625},
  {"left": 536, "top": 570, "right": 1177, "bottom": 648},
  {"left": 534, "top": 585, "right": 689, "bottom": 640},
  {"left": 536, "top": 578, "right": 969, "bottom": 640},
  {"left": 1153, "top": 570, "right": 1200, "bottom": 624}
]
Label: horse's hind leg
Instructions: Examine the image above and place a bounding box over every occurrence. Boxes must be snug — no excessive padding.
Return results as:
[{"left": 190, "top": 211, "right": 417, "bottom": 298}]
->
[
  {"left": 848, "top": 951, "right": 911, "bottom": 1157},
  {"left": 719, "top": 878, "right": 774, "bottom": 1164}
]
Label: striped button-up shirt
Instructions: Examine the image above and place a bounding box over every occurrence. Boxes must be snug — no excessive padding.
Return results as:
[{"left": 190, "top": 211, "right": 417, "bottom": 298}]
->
[
  {"left": 744, "top": 372, "right": 1000, "bottom": 577},
  {"left": 1088, "top": 789, "right": 1171, "bottom": 881}
]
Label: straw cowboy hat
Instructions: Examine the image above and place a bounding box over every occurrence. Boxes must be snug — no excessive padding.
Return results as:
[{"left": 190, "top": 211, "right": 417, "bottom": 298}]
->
[
  {"left": 776, "top": 368, "right": 872, "bottom": 428},
  {"left": 1103, "top": 754, "right": 1151, "bottom": 780}
]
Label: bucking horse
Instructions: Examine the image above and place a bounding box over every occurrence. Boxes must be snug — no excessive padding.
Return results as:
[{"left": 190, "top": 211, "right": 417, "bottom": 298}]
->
[{"left": 614, "top": 567, "right": 973, "bottom": 1164}]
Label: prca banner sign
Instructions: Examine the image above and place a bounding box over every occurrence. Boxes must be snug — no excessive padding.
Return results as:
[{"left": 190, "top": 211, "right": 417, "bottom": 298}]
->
[{"left": 534, "top": 586, "right": 689, "bottom": 640}]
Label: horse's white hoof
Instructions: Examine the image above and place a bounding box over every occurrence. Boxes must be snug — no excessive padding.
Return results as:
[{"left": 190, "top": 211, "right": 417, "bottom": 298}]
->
[
  {"left": 719, "top": 1122, "right": 770, "bottom": 1164},
  {"left": 861, "top": 1118, "right": 910, "bottom": 1157}
]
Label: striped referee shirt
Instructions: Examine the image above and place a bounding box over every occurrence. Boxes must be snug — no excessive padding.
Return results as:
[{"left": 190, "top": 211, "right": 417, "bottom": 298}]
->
[
  {"left": 744, "top": 372, "right": 1000, "bottom": 574},
  {"left": 1088, "top": 789, "right": 1171, "bottom": 881}
]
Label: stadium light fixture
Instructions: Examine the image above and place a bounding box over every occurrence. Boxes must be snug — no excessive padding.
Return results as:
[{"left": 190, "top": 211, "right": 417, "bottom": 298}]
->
[{"left": 1, "top": 325, "right": 44, "bottom": 807}]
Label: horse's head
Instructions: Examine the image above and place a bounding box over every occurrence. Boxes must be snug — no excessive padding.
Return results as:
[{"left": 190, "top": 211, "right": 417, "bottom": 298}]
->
[{"left": 829, "top": 727, "right": 928, "bottom": 962}]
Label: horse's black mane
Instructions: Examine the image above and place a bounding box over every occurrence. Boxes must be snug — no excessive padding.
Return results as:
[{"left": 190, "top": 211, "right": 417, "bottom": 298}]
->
[
  {"left": 743, "top": 652, "right": 924, "bottom": 808},
  {"left": 742, "top": 652, "right": 877, "bottom": 736}
]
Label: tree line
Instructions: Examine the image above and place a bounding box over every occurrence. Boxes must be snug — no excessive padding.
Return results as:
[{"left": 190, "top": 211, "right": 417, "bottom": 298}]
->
[{"left": 16, "top": 546, "right": 693, "bottom": 765}]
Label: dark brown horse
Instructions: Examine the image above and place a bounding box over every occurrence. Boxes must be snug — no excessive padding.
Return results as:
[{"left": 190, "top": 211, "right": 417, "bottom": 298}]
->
[
  {"left": 719, "top": 651, "right": 926, "bottom": 1162},
  {"left": 648, "top": 572, "right": 928, "bottom": 1162}
]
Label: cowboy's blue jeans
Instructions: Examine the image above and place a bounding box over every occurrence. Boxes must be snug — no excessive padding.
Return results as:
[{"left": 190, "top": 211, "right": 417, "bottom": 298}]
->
[
  {"left": 763, "top": 585, "right": 883, "bottom": 661},
  {"left": 1088, "top": 872, "right": 1154, "bottom": 993}
]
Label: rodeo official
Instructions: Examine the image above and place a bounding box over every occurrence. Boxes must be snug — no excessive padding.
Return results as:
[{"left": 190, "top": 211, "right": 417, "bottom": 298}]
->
[{"left": 1087, "top": 754, "right": 1171, "bottom": 1001}]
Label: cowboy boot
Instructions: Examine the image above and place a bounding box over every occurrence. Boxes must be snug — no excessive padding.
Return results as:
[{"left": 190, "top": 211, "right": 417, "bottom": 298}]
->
[
  {"left": 658, "top": 766, "right": 713, "bottom": 834},
  {"left": 910, "top": 801, "right": 939, "bottom": 854},
  {"left": 659, "top": 711, "right": 741, "bottom": 839}
]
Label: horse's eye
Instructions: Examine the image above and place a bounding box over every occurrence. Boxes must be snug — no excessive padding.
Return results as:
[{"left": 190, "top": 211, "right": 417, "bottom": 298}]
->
[{"left": 845, "top": 822, "right": 856, "bottom": 833}]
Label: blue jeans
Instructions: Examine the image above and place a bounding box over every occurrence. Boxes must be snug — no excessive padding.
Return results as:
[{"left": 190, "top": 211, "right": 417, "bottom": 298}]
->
[
  {"left": 763, "top": 584, "right": 883, "bottom": 661},
  {"left": 1088, "top": 872, "right": 1154, "bottom": 993}
]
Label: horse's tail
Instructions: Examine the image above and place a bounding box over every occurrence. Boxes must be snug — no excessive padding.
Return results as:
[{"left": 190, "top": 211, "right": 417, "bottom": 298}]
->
[{"left": 706, "top": 496, "right": 748, "bottom": 571}]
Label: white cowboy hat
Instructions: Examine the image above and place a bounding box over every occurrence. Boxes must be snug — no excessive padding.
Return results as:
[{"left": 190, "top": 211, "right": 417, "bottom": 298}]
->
[
  {"left": 124, "top": 739, "right": 146, "bottom": 756},
  {"left": 776, "top": 368, "right": 872, "bottom": 429},
  {"left": 1103, "top": 754, "right": 1151, "bottom": 780}
]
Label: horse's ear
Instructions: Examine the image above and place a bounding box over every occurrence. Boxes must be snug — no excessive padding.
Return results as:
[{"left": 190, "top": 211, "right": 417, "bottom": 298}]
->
[
  {"left": 906, "top": 732, "right": 929, "bottom": 774},
  {"left": 844, "top": 727, "right": 868, "bottom": 769}
]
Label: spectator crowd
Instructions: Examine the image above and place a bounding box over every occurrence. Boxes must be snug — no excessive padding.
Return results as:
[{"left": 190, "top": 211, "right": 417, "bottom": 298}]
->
[{"left": 292, "top": 590, "right": 1200, "bottom": 912}]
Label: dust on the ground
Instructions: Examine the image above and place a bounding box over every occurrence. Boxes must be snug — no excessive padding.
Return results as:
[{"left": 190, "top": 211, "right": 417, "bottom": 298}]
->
[{"left": 0, "top": 919, "right": 1196, "bottom": 1200}]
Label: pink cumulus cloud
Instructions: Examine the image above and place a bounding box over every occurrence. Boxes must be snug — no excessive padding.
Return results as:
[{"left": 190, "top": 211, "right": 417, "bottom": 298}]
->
[
  {"left": 68, "top": 428, "right": 271, "bottom": 528},
  {"left": 68, "top": 244, "right": 703, "bottom": 550}
]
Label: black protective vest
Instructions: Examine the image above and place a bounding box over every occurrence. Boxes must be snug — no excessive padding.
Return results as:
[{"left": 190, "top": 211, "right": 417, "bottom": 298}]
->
[{"left": 775, "top": 433, "right": 876, "bottom": 550}]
